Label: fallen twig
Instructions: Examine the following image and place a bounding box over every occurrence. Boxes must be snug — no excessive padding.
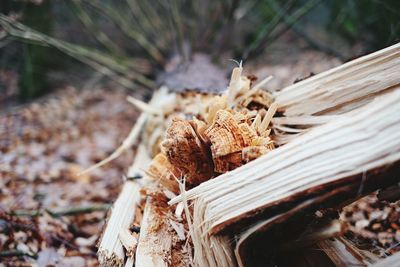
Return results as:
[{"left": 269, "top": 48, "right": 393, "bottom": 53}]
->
[
  {"left": 45, "top": 204, "right": 110, "bottom": 217},
  {"left": 9, "top": 210, "right": 41, "bottom": 217},
  {"left": 0, "top": 250, "right": 37, "bottom": 259}
]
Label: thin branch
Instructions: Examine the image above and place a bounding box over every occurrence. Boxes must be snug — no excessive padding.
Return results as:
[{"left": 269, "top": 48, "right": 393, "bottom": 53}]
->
[
  {"left": 45, "top": 204, "right": 111, "bottom": 217},
  {"left": 0, "top": 250, "right": 37, "bottom": 259},
  {"left": 9, "top": 210, "right": 41, "bottom": 217}
]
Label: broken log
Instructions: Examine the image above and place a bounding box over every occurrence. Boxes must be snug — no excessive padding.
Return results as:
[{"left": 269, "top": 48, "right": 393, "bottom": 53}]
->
[
  {"left": 170, "top": 88, "right": 400, "bottom": 265},
  {"left": 100, "top": 43, "right": 400, "bottom": 267},
  {"left": 171, "top": 87, "right": 400, "bottom": 232}
]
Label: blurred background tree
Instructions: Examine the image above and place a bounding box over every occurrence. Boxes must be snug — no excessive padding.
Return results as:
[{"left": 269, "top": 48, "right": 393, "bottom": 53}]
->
[
  {"left": 0, "top": 0, "right": 399, "bottom": 102},
  {"left": 19, "top": 0, "right": 52, "bottom": 100}
]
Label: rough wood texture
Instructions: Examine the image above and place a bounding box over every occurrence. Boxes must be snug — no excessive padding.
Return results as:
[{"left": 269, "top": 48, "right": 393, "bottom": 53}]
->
[
  {"left": 172, "top": 87, "right": 400, "bottom": 232},
  {"left": 162, "top": 117, "right": 214, "bottom": 187},
  {"left": 135, "top": 197, "right": 172, "bottom": 267},
  {"left": 98, "top": 145, "right": 151, "bottom": 267},
  {"left": 274, "top": 43, "right": 400, "bottom": 116},
  {"left": 101, "top": 43, "right": 400, "bottom": 267},
  {"left": 135, "top": 192, "right": 190, "bottom": 267},
  {"left": 170, "top": 88, "right": 400, "bottom": 266}
]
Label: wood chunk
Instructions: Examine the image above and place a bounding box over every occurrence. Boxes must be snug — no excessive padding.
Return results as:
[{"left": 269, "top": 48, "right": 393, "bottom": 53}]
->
[
  {"left": 170, "top": 88, "right": 400, "bottom": 240},
  {"left": 147, "top": 153, "right": 181, "bottom": 193},
  {"left": 213, "top": 152, "right": 243, "bottom": 173},
  {"left": 205, "top": 110, "right": 248, "bottom": 173},
  {"left": 204, "top": 109, "right": 271, "bottom": 173},
  {"left": 205, "top": 110, "right": 247, "bottom": 155},
  {"left": 189, "top": 117, "right": 209, "bottom": 144},
  {"left": 119, "top": 229, "right": 138, "bottom": 258},
  {"left": 135, "top": 192, "right": 190, "bottom": 267},
  {"left": 162, "top": 117, "right": 214, "bottom": 188},
  {"left": 135, "top": 197, "right": 172, "bottom": 267},
  {"left": 242, "top": 146, "right": 270, "bottom": 163},
  {"left": 238, "top": 123, "right": 257, "bottom": 145}
]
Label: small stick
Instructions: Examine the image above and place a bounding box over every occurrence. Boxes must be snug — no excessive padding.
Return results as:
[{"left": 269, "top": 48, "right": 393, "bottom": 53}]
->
[
  {"left": 258, "top": 102, "right": 278, "bottom": 133},
  {"left": 235, "top": 76, "right": 273, "bottom": 106},
  {"left": 126, "top": 96, "right": 161, "bottom": 115},
  {"left": 45, "top": 204, "right": 110, "bottom": 217},
  {"left": 78, "top": 113, "right": 148, "bottom": 175},
  {"left": 9, "top": 210, "right": 41, "bottom": 217},
  {"left": 0, "top": 250, "right": 37, "bottom": 259}
]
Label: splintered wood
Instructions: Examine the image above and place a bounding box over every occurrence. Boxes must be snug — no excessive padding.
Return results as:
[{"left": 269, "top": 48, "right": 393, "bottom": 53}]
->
[
  {"left": 147, "top": 66, "right": 276, "bottom": 193},
  {"left": 98, "top": 43, "right": 400, "bottom": 267}
]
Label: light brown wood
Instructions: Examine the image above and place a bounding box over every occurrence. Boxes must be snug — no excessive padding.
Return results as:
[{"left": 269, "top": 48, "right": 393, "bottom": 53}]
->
[
  {"left": 274, "top": 42, "right": 400, "bottom": 116},
  {"left": 135, "top": 192, "right": 191, "bottom": 267},
  {"left": 98, "top": 144, "right": 151, "bottom": 267},
  {"left": 135, "top": 197, "right": 172, "bottom": 267},
  {"left": 170, "top": 88, "right": 400, "bottom": 266},
  {"left": 101, "top": 43, "right": 400, "bottom": 267}
]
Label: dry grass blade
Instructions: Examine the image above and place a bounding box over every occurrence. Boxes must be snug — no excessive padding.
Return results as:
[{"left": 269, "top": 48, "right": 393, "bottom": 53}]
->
[
  {"left": 83, "top": 0, "right": 165, "bottom": 64},
  {"left": 0, "top": 14, "right": 154, "bottom": 89},
  {"left": 69, "top": 0, "right": 123, "bottom": 55}
]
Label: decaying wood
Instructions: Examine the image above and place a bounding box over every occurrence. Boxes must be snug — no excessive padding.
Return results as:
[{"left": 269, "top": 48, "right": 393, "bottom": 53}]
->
[
  {"left": 146, "top": 65, "right": 276, "bottom": 193},
  {"left": 162, "top": 117, "right": 214, "bottom": 188},
  {"left": 98, "top": 144, "right": 151, "bottom": 267},
  {"left": 119, "top": 228, "right": 138, "bottom": 258},
  {"left": 135, "top": 191, "right": 190, "bottom": 267},
  {"left": 101, "top": 43, "right": 400, "bottom": 267},
  {"left": 171, "top": 87, "right": 400, "bottom": 231},
  {"left": 135, "top": 196, "right": 172, "bottom": 267},
  {"left": 147, "top": 153, "right": 181, "bottom": 193},
  {"left": 170, "top": 88, "right": 400, "bottom": 265}
]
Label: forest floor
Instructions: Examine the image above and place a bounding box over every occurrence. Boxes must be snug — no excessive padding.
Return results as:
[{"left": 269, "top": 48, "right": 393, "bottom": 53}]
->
[{"left": 1, "top": 48, "right": 399, "bottom": 266}]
